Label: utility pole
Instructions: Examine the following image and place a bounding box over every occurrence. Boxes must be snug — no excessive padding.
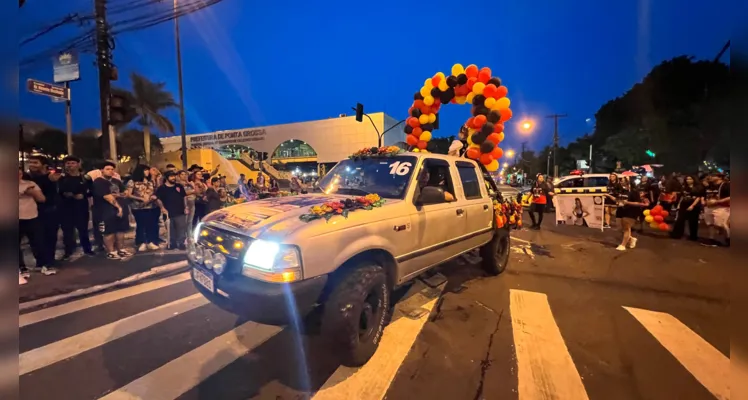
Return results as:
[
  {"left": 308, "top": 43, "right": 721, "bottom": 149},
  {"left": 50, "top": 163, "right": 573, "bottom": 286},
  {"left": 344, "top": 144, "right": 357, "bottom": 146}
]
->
[
  {"left": 713, "top": 40, "right": 729, "bottom": 63},
  {"left": 546, "top": 113, "right": 567, "bottom": 178},
  {"left": 94, "top": 0, "right": 114, "bottom": 159},
  {"left": 174, "top": 0, "right": 188, "bottom": 170}
]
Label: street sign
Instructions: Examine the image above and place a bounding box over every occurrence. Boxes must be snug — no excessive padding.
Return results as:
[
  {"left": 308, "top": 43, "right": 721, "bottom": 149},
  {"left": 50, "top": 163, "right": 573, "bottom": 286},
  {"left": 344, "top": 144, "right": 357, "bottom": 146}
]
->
[
  {"left": 26, "top": 79, "right": 69, "bottom": 100},
  {"left": 53, "top": 51, "right": 80, "bottom": 83}
]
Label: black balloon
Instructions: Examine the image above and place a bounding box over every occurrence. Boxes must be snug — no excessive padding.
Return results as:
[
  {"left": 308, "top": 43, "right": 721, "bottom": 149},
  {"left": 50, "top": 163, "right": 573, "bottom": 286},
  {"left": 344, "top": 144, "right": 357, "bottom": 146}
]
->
[
  {"left": 446, "top": 76, "right": 458, "bottom": 88},
  {"left": 414, "top": 92, "right": 424, "bottom": 101},
  {"left": 472, "top": 133, "right": 487, "bottom": 145},
  {"left": 481, "top": 123, "right": 494, "bottom": 136},
  {"left": 421, "top": 123, "right": 434, "bottom": 132},
  {"left": 411, "top": 108, "right": 422, "bottom": 118},
  {"left": 404, "top": 125, "right": 413, "bottom": 134},
  {"left": 480, "top": 141, "right": 495, "bottom": 154},
  {"left": 457, "top": 74, "right": 468, "bottom": 85},
  {"left": 475, "top": 106, "right": 490, "bottom": 116},
  {"left": 472, "top": 94, "right": 486, "bottom": 106},
  {"left": 488, "top": 77, "right": 502, "bottom": 86},
  {"left": 430, "top": 87, "right": 441, "bottom": 97},
  {"left": 487, "top": 111, "right": 501, "bottom": 123}
]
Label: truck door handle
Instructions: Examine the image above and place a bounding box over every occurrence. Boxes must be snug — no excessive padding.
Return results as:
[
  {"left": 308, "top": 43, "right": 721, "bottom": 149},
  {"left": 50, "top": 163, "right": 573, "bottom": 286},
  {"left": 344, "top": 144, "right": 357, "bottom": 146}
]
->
[
  {"left": 394, "top": 224, "right": 406, "bottom": 232},
  {"left": 456, "top": 209, "right": 465, "bottom": 216},
  {"left": 483, "top": 204, "right": 489, "bottom": 210}
]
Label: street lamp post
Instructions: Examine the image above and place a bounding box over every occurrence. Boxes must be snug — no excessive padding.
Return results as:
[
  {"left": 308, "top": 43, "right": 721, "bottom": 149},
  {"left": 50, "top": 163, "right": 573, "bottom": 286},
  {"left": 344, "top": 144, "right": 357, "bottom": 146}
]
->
[{"left": 175, "top": 0, "right": 188, "bottom": 170}]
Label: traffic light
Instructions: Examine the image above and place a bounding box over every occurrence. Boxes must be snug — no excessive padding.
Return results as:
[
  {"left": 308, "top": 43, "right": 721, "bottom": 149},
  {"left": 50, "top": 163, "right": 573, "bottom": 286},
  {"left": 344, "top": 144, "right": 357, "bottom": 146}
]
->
[
  {"left": 645, "top": 149, "right": 656, "bottom": 158},
  {"left": 355, "top": 103, "right": 364, "bottom": 122},
  {"left": 109, "top": 92, "right": 130, "bottom": 124}
]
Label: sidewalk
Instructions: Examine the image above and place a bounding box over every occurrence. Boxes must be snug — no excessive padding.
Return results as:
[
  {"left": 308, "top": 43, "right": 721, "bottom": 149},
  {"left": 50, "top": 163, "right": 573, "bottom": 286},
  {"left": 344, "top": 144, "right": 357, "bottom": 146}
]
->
[{"left": 509, "top": 211, "right": 731, "bottom": 303}]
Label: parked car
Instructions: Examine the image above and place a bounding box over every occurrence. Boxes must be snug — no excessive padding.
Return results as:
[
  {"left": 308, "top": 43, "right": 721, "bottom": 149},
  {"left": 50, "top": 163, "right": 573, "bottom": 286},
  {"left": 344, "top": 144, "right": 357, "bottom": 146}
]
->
[{"left": 188, "top": 152, "right": 511, "bottom": 366}]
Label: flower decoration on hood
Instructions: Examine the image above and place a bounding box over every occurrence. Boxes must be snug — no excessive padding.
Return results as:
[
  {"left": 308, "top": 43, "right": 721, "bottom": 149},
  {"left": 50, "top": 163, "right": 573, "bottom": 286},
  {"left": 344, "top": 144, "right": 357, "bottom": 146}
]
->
[
  {"left": 299, "top": 194, "right": 385, "bottom": 222},
  {"left": 349, "top": 146, "right": 404, "bottom": 160}
]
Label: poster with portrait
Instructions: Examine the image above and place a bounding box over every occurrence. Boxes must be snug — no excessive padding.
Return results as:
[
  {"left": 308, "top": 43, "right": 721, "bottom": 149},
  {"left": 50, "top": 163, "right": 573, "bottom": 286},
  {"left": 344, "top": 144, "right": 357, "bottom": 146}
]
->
[{"left": 555, "top": 195, "right": 605, "bottom": 231}]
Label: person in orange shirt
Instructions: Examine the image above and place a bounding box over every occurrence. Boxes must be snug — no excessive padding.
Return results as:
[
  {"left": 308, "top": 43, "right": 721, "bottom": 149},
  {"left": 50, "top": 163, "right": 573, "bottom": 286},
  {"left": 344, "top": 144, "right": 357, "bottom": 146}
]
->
[{"left": 529, "top": 174, "right": 553, "bottom": 230}]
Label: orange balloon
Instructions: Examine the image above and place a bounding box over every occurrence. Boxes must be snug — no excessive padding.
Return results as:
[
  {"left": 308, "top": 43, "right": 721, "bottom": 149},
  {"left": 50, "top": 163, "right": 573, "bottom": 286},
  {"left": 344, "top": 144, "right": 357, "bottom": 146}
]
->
[
  {"left": 406, "top": 134, "right": 419, "bottom": 146},
  {"left": 474, "top": 114, "right": 487, "bottom": 127},
  {"left": 499, "top": 108, "right": 513, "bottom": 122},
  {"left": 483, "top": 84, "right": 498, "bottom": 98},
  {"left": 465, "top": 64, "right": 479, "bottom": 79},
  {"left": 480, "top": 154, "right": 493, "bottom": 165},
  {"left": 654, "top": 215, "right": 664, "bottom": 223},
  {"left": 659, "top": 223, "right": 669, "bottom": 231},
  {"left": 491, "top": 147, "right": 503, "bottom": 159},
  {"left": 412, "top": 127, "right": 423, "bottom": 137},
  {"left": 407, "top": 117, "right": 420, "bottom": 128},
  {"left": 466, "top": 147, "right": 481, "bottom": 160},
  {"left": 417, "top": 140, "right": 428, "bottom": 149},
  {"left": 478, "top": 68, "right": 491, "bottom": 84},
  {"left": 487, "top": 133, "right": 501, "bottom": 145},
  {"left": 661, "top": 210, "right": 669, "bottom": 218},
  {"left": 493, "top": 122, "right": 505, "bottom": 133},
  {"left": 466, "top": 117, "right": 475, "bottom": 128},
  {"left": 431, "top": 75, "right": 441, "bottom": 87},
  {"left": 466, "top": 77, "right": 478, "bottom": 90},
  {"left": 495, "top": 86, "right": 508, "bottom": 98},
  {"left": 413, "top": 100, "right": 425, "bottom": 109}
]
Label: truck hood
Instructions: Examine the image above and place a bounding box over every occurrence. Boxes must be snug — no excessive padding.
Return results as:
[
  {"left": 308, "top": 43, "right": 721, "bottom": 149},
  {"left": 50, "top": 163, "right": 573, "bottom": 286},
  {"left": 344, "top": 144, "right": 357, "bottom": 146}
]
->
[{"left": 201, "top": 194, "right": 402, "bottom": 242}]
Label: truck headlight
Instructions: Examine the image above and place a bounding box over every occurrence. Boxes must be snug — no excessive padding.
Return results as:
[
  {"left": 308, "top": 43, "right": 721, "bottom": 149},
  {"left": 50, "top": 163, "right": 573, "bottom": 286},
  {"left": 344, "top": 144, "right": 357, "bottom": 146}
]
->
[{"left": 242, "top": 239, "right": 302, "bottom": 283}]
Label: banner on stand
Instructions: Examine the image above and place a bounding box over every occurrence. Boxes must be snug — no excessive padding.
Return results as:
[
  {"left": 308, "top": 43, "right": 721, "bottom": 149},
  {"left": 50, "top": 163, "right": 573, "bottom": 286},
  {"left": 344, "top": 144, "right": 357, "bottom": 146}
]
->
[{"left": 555, "top": 194, "right": 604, "bottom": 231}]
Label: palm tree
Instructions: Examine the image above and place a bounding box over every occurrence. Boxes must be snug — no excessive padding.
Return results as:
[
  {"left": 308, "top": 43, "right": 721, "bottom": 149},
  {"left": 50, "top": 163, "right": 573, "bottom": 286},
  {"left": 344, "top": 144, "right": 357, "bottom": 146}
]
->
[{"left": 114, "top": 72, "right": 177, "bottom": 163}]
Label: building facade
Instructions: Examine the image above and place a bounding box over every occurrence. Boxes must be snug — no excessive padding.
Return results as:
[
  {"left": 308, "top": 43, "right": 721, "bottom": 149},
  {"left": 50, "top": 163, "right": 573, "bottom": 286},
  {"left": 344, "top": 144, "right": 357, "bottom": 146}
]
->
[{"left": 159, "top": 112, "right": 406, "bottom": 164}]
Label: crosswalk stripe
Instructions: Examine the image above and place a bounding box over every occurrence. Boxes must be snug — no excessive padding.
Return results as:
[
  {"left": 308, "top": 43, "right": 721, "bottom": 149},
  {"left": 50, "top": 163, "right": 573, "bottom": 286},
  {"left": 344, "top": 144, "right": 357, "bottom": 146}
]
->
[
  {"left": 98, "top": 321, "right": 282, "bottom": 400},
  {"left": 312, "top": 284, "right": 445, "bottom": 400},
  {"left": 624, "top": 307, "right": 730, "bottom": 400},
  {"left": 20, "top": 272, "right": 192, "bottom": 328},
  {"left": 510, "top": 289, "right": 589, "bottom": 400},
  {"left": 19, "top": 293, "right": 207, "bottom": 376}
]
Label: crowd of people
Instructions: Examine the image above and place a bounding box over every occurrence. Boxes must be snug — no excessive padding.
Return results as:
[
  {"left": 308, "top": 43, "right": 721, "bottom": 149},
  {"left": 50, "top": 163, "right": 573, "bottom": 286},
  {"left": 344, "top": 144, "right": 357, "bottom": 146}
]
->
[
  {"left": 18, "top": 154, "right": 305, "bottom": 285},
  {"left": 603, "top": 172, "right": 730, "bottom": 251}
]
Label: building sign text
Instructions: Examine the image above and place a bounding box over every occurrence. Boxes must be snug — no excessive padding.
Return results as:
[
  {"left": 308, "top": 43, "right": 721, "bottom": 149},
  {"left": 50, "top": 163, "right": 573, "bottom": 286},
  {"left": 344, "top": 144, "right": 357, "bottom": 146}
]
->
[{"left": 189, "top": 129, "right": 266, "bottom": 148}]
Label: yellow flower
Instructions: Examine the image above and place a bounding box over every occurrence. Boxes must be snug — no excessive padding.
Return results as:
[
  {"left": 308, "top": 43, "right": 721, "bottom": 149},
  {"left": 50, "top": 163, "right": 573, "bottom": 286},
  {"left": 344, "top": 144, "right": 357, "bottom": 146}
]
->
[
  {"left": 323, "top": 206, "right": 333, "bottom": 213},
  {"left": 365, "top": 193, "right": 381, "bottom": 203}
]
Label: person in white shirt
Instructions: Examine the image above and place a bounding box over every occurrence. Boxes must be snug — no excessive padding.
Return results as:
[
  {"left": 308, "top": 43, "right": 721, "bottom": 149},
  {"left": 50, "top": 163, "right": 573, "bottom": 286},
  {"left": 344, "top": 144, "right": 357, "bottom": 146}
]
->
[{"left": 19, "top": 167, "right": 56, "bottom": 283}]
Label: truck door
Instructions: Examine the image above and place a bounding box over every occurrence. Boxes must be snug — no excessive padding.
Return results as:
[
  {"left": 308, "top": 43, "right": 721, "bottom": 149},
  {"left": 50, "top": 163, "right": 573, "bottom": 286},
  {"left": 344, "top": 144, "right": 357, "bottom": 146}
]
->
[{"left": 455, "top": 161, "right": 494, "bottom": 252}]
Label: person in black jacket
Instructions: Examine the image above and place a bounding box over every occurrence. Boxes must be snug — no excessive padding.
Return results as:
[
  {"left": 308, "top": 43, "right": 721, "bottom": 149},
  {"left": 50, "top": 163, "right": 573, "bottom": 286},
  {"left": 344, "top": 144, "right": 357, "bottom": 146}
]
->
[
  {"left": 671, "top": 175, "right": 703, "bottom": 241},
  {"left": 603, "top": 173, "right": 621, "bottom": 228},
  {"left": 25, "top": 155, "right": 62, "bottom": 265},
  {"left": 528, "top": 174, "right": 553, "bottom": 230},
  {"left": 58, "top": 156, "right": 93, "bottom": 258}
]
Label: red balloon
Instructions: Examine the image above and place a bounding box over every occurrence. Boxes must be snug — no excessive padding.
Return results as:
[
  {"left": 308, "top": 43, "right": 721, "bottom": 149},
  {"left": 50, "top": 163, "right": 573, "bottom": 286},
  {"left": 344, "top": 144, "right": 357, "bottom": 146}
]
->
[
  {"left": 417, "top": 140, "right": 428, "bottom": 150},
  {"left": 466, "top": 117, "right": 475, "bottom": 128},
  {"left": 412, "top": 127, "right": 423, "bottom": 137},
  {"left": 465, "top": 65, "right": 479, "bottom": 79},
  {"left": 450, "top": 97, "right": 457, "bottom": 104},
  {"left": 478, "top": 69, "right": 491, "bottom": 84},
  {"left": 487, "top": 133, "right": 501, "bottom": 144},
  {"left": 495, "top": 86, "right": 508, "bottom": 98},
  {"left": 493, "top": 122, "right": 505, "bottom": 133},
  {"left": 466, "top": 147, "right": 481, "bottom": 160},
  {"left": 407, "top": 117, "right": 420, "bottom": 128},
  {"left": 499, "top": 108, "right": 513, "bottom": 122},
  {"left": 483, "top": 84, "right": 498, "bottom": 98},
  {"left": 419, "top": 104, "right": 431, "bottom": 114},
  {"left": 658, "top": 223, "right": 669, "bottom": 231},
  {"left": 661, "top": 210, "right": 669, "bottom": 218},
  {"left": 466, "top": 77, "right": 478, "bottom": 90},
  {"left": 413, "top": 100, "right": 425, "bottom": 109},
  {"left": 406, "top": 134, "right": 419, "bottom": 146},
  {"left": 491, "top": 147, "right": 503, "bottom": 159},
  {"left": 474, "top": 114, "right": 487, "bottom": 128},
  {"left": 654, "top": 215, "right": 664, "bottom": 223},
  {"left": 480, "top": 154, "right": 493, "bottom": 165},
  {"left": 652, "top": 205, "right": 663, "bottom": 214},
  {"left": 431, "top": 75, "right": 441, "bottom": 87},
  {"left": 455, "top": 85, "right": 471, "bottom": 97}
]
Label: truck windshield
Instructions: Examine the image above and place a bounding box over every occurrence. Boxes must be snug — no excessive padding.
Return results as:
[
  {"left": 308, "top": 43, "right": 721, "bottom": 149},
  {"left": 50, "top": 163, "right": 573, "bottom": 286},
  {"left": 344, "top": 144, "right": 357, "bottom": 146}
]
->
[{"left": 314, "top": 156, "right": 417, "bottom": 199}]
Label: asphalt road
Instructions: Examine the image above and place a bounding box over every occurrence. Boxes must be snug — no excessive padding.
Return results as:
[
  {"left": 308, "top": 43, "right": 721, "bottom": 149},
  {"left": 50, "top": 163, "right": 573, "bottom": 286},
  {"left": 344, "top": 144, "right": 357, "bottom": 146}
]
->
[{"left": 19, "top": 216, "right": 730, "bottom": 400}]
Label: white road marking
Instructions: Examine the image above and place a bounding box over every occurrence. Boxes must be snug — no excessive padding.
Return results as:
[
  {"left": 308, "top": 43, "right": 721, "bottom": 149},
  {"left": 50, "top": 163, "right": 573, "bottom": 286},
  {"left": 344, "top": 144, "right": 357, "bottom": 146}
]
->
[
  {"left": 19, "top": 294, "right": 207, "bottom": 376},
  {"left": 99, "top": 321, "right": 281, "bottom": 400},
  {"left": 624, "top": 307, "right": 730, "bottom": 400},
  {"left": 312, "top": 285, "right": 445, "bottom": 400},
  {"left": 510, "top": 289, "right": 589, "bottom": 400},
  {"left": 20, "top": 272, "right": 192, "bottom": 328}
]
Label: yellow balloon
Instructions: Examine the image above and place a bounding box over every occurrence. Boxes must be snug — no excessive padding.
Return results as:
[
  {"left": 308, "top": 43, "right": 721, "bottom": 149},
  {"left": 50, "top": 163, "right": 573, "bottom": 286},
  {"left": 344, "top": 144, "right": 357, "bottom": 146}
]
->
[
  {"left": 455, "top": 96, "right": 467, "bottom": 104},
  {"left": 485, "top": 159, "right": 499, "bottom": 171},
  {"left": 418, "top": 114, "right": 429, "bottom": 124},
  {"left": 649, "top": 222, "right": 660, "bottom": 229},
  {"left": 451, "top": 63, "right": 465, "bottom": 76},
  {"left": 412, "top": 148, "right": 420, "bottom": 152},
  {"left": 420, "top": 86, "right": 430, "bottom": 98},
  {"left": 484, "top": 97, "right": 496, "bottom": 108},
  {"left": 466, "top": 92, "right": 476, "bottom": 104},
  {"left": 467, "top": 134, "right": 474, "bottom": 146},
  {"left": 644, "top": 215, "right": 654, "bottom": 223},
  {"left": 472, "top": 82, "right": 486, "bottom": 95},
  {"left": 435, "top": 71, "right": 445, "bottom": 80},
  {"left": 423, "top": 95, "right": 434, "bottom": 106},
  {"left": 643, "top": 209, "right": 651, "bottom": 216},
  {"left": 468, "top": 128, "right": 477, "bottom": 134},
  {"left": 438, "top": 79, "right": 449, "bottom": 91},
  {"left": 496, "top": 97, "right": 511, "bottom": 110},
  {"left": 497, "top": 132, "right": 505, "bottom": 142},
  {"left": 420, "top": 149, "right": 429, "bottom": 153},
  {"left": 428, "top": 113, "right": 436, "bottom": 123},
  {"left": 470, "top": 143, "right": 480, "bottom": 148},
  {"left": 490, "top": 100, "right": 503, "bottom": 110},
  {"left": 424, "top": 78, "right": 434, "bottom": 89},
  {"left": 419, "top": 131, "right": 432, "bottom": 141}
]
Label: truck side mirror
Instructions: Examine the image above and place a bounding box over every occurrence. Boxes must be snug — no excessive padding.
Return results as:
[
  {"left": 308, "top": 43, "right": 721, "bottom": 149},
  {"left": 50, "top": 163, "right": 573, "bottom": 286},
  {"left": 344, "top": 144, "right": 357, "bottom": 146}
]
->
[{"left": 417, "top": 186, "right": 446, "bottom": 205}]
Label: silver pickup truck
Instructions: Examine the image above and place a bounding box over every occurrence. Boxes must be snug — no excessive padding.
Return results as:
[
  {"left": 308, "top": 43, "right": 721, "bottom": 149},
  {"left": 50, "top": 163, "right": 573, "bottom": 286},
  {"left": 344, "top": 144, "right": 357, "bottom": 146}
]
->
[{"left": 188, "top": 151, "right": 511, "bottom": 366}]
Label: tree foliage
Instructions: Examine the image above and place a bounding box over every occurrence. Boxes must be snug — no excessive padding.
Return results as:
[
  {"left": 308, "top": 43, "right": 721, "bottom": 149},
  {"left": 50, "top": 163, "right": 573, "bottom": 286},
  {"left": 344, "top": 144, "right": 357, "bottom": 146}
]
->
[
  {"left": 119, "top": 128, "right": 163, "bottom": 158},
  {"left": 31, "top": 128, "right": 67, "bottom": 156}
]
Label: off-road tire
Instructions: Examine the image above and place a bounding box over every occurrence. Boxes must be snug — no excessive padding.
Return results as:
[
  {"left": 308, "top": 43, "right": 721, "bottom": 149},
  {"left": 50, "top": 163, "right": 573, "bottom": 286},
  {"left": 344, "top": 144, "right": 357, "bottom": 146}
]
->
[
  {"left": 479, "top": 227, "right": 510, "bottom": 275},
  {"left": 321, "top": 263, "right": 390, "bottom": 367}
]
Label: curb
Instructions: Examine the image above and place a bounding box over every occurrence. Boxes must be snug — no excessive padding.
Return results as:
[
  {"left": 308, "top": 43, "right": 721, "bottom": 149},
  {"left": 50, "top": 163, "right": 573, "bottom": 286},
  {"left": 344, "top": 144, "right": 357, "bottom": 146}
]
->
[{"left": 19, "top": 260, "right": 190, "bottom": 312}]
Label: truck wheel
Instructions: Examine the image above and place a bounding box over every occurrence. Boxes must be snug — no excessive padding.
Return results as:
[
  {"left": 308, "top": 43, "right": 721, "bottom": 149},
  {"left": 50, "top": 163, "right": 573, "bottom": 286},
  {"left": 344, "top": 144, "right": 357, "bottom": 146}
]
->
[
  {"left": 321, "top": 263, "right": 390, "bottom": 367},
  {"left": 479, "top": 227, "right": 510, "bottom": 275}
]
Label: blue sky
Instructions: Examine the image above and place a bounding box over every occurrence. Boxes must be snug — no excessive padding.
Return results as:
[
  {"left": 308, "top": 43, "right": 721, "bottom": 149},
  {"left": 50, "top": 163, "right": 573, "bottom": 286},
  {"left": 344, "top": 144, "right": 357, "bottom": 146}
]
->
[{"left": 20, "top": 0, "right": 735, "bottom": 154}]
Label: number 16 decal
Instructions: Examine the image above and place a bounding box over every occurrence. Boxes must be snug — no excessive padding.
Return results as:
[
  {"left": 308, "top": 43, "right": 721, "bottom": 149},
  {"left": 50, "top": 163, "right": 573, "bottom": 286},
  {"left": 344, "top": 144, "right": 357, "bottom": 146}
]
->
[{"left": 389, "top": 161, "right": 412, "bottom": 176}]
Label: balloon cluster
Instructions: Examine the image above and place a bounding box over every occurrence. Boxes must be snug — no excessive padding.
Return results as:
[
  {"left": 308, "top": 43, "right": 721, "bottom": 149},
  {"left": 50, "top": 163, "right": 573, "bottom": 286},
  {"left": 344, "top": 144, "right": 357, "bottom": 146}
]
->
[
  {"left": 643, "top": 206, "right": 670, "bottom": 231},
  {"left": 404, "top": 63, "right": 512, "bottom": 171}
]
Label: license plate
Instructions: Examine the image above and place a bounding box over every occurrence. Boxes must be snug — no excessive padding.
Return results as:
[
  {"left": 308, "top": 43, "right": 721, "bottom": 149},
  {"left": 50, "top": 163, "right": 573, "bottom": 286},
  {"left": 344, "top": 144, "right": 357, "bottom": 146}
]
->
[{"left": 193, "top": 267, "right": 215, "bottom": 293}]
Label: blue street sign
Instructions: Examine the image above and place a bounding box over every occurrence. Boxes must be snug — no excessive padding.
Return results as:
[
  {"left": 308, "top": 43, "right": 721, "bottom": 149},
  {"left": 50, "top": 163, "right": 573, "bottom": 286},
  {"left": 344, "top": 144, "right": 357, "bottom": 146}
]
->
[{"left": 53, "top": 51, "right": 80, "bottom": 83}]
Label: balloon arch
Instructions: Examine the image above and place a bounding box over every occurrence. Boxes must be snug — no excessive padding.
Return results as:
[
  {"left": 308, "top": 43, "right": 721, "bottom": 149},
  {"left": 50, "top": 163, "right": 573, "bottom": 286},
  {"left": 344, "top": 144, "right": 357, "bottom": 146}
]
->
[{"left": 404, "top": 63, "right": 513, "bottom": 171}]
